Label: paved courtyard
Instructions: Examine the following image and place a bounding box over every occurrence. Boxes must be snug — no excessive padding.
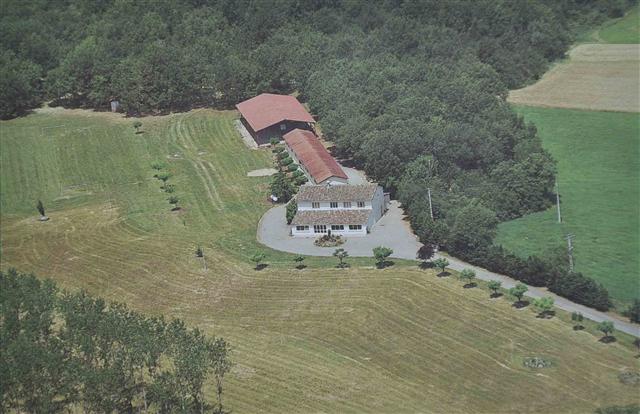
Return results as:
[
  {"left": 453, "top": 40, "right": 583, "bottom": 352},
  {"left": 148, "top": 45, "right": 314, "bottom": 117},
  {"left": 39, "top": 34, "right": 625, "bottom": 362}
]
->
[{"left": 257, "top": 200, "right": 422, "bottom": 259}]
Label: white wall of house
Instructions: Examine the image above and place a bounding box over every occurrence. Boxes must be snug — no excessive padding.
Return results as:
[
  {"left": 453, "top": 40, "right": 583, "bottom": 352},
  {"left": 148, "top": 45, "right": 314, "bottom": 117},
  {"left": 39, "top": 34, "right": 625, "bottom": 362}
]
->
[
  {"left": 291, "top": 223, "right": 367, "bottom": 237},
  {"left": 367, "top": 186, "right": 386, "bottom": 230},
  {"left": 298, "top": 200, "right": 373, "bottom": 211}
]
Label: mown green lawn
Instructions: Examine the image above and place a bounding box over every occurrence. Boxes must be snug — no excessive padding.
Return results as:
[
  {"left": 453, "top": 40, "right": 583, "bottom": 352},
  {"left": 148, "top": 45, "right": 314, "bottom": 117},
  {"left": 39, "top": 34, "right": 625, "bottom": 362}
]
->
[
  {"left": 598, "top": 5, "right": 639, "bottom": 43},
  {"left": 2, "top": 108, "right": 638, "bottom": 412},
  {"left": 496, "top": 106, "right": 639, "bottom": 308}
]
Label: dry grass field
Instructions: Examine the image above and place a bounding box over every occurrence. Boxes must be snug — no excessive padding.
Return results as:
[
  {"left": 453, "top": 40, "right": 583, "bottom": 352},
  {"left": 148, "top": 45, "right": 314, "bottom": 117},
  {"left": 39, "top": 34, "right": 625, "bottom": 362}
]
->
[
  {"left": 1, "top": 109, "right": 639, "bottom": 413},
  {"left": 508, "top": 44, "right": 639, "bottom": 112}
]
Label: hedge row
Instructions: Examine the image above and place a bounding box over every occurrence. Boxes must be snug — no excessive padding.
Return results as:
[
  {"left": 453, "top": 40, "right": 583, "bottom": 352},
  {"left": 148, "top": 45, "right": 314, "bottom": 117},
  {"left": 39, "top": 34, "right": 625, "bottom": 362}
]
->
[{"left": 451, "top": 245, "right": 611, "bottom": 311}]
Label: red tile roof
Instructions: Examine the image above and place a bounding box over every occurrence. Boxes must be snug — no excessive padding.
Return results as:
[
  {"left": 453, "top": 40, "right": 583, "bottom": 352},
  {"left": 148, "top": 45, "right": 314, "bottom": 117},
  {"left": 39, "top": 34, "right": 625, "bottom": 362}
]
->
[
  {"left": 236, "top": 93, "right": 315, "bottom": 132},
  {"left": 283, "top": 129, "right": 348, "bottom": 184}
]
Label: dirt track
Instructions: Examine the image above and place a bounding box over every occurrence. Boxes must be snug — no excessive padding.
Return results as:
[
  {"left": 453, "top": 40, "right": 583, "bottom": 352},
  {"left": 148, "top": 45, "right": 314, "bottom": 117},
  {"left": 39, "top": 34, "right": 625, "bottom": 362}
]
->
[{"left": 508, "top": 44, "right": 639, "bottom": 112}]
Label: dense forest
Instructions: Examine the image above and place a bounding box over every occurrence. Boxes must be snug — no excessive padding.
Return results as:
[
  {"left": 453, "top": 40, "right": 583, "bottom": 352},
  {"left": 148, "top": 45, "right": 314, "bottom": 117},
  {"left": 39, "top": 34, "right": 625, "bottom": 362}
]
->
[
  {"left": 1, "top": 0, "right": 635, "bottom": 311},
  {"left": 0, "top": 269, "right": 231, "bottom": 413}
]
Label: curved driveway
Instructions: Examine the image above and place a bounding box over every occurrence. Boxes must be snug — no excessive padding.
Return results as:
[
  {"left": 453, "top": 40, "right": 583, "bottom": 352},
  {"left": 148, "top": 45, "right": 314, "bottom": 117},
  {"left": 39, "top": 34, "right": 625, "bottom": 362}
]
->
[{"left": 257, "top": 201, "right": 640, "bottom": 337}]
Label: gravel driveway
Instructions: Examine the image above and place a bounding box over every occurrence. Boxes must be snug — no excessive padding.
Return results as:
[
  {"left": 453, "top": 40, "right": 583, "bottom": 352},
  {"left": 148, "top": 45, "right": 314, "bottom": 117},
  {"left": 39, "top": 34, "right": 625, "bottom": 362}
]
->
[{"left": 257, "top": 200, "right": 422, "bottom": 258}]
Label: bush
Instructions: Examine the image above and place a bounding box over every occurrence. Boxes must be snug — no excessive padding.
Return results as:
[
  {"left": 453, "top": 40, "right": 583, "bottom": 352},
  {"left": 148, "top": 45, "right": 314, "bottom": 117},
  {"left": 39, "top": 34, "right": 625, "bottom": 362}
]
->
[
  {"left": 549, "top": 272, "right": 611, "bottom": 311},
  {"left": 286, "top": 200, "right": 297, "bottom": 224},
  {"left": 276, "top": 151, "right": 288, "bottom": 160},
  {"left": 452, "top": 244, "right": 612, "bottom": 312},
  {"left": 281, "top": 157, "right": 293, "bottom": 166},
  {"left": 623, "top": 299, "right": 640, "bottom": 324},
  {"left": 287, "top": 163, "right": 299, "bottom": 172},
  {"left": 291, "top": 170, "right": 304, "bottom": 178},
  {"left": 294, "top": 176, "right": 308, "bottom": 186},
  {"left": 373, "top": 246, "right": 393, "bottom": 268},
  {"left": 270, "top": 172, "right": 294, "bottom": 202}
]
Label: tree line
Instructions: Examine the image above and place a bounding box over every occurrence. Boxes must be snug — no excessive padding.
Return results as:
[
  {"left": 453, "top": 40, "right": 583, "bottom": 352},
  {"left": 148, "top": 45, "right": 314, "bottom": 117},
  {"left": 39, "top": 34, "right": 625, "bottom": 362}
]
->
[
  {"left": 0, "top": 0, "right": 631, "bottom": 118},
  {"left": 0, "top": 269, "right": 231, "bottom": 413}
]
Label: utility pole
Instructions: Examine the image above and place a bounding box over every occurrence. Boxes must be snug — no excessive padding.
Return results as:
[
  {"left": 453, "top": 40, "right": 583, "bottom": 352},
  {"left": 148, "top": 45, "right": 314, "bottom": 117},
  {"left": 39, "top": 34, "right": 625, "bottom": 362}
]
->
[
  {"left": 565, "top": 234, "right": 575, "bottom": 272},
  {"left": 427, "top": 188, "right": 434, "bottom": 220},
  {"left": 555, "top": 179, "right": 562, "bottom": 223}
]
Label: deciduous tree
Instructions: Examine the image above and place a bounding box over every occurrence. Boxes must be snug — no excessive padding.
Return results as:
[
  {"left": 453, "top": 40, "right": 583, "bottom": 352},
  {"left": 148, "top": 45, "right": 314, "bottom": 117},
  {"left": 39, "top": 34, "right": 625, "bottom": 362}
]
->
[
  {"left": 373, "top": 246, "right": 393, "bottom": 268},
  {"left": 488, "top": 280, "right": 502, "bottom": 297},
  {"left": 432, "top": 258, "right": 449, "bottom": 274},
  {"left": 333, "top": 248, "right": 349, "bottom": 268}
]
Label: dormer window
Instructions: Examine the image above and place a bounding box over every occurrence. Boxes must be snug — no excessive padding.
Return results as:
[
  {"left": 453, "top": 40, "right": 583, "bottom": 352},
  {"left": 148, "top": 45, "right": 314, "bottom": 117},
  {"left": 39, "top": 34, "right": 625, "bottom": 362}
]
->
[
  {"left": 312, "top": 202, "right": 320, "bottom": 209},
  {"left": 330, "top": 202, "right": 338, "bottom": 208},
  {"left": 343, "top": 202, "right": 351, "bottom": 208},
  {"left": 357, "top": 201, "right": 365, "bottom": 208}
]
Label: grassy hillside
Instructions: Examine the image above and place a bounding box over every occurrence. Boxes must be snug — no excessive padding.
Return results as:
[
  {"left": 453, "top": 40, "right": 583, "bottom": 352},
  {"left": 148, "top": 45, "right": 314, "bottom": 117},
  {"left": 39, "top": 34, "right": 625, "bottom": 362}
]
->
[
  {"left": 1, "top": 109, "right": 638, "bottom": 412},
  {"left": 598, "top": 5, "right": 640, "bottom": 43},
  {"left": 496, "top": 106, "right": 639, "bottom": 308}
]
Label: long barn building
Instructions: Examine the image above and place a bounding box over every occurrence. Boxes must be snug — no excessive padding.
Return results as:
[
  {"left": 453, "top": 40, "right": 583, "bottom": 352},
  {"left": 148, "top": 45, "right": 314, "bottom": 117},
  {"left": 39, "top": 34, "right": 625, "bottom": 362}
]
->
[{"left": 236, "top": 93, "right": 315, "bottom": 146}]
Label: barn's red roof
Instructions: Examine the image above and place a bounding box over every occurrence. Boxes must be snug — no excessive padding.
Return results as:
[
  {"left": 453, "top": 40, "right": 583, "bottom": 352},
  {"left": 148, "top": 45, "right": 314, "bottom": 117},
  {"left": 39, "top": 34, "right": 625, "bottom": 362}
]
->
[
  {"left": 236, "top": 94, "right": 315, "bottom": 132},
  {"left": 283, "top": 129, "right": 348, "bottom": 184}
]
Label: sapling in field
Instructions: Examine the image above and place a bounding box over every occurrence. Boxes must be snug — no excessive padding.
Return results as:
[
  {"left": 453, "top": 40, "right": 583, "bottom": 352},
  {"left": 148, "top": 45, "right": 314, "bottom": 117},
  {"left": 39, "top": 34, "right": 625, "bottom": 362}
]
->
[
  {"left": 294, "top": 255, "right": 305, "bottom": 269},
  {"left": 251, "top": 252, "right": 266, "bottom": 270},
  {"left": 373, "top": 246, "right": 393, "bottom": 268},
  {"left": 432, "top": 258, "right": 449, "bottom": 275},
  {"left": 510, "top": 283, "right": 528, "bottom": 307},
  {"left": 156, "top": 171, "right": 171, "bottom": 187},
  {"left": 597, "top": 320, "right": 615, "bottom": 342},
  {"left": 133, "top": 120, "right": 143, "bottom": 133},
  {"left": 459, "top": 268, "right": 476, "bottom": 287},
  {"left": 571, "top": 311, "right": 584, "bottom": 330},
  {"left": 36, "top": 199, "right": 49, "bottom": 221},
  {"left": 168, "top": 195, "right": 180, "bottom": 210},
  {"left": 333, "top": 248, "right": 349, "bottom": 268},
  {"left": 533, "top": 296, "right": 554, "bottom": 318},
  {"left": 488, "top": 280, "right": 502, "bottom": 297}
]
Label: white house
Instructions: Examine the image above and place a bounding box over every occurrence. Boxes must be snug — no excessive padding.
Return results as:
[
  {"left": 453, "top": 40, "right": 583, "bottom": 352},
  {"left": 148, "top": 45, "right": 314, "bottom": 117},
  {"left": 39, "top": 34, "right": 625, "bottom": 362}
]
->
[{"left": 290, "top": 184, "right": 388, "bottom": 237}]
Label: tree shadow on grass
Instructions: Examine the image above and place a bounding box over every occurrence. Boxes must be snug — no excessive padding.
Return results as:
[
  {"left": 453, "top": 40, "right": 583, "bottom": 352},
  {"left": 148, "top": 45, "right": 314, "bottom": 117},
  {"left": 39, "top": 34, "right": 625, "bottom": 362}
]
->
[
  {"left": 573, "top": 325, "right": 585, "bottom": 331},
  {"left": 295, "top": 264, "right": 307, "bottom": 270},
  {"left": 255, "top": 264, "right": 268, "bottom": 271},
  {"left": 599, "top": 336, "right": 617, "bottom": 344},
  {"left": 463, "top": 282, "right": 477, "bottom": 289},
  {"left": 336, "top": 263, "right": 350, "bottom": 269},
  {"left": 419, "top": 261, "right": 435, "bottom": 270},
  {"left": 376, "top": 260, "right": 394, "bottom": 269},
  {"left": 512, "top": 300, "right": 530, "bottom": 309},
  {"left": 437, "top": 271, "right": 450, "bottom": 278},
  {"left": 490, "top": 292, "right": 503, "bottom": 299},
  {"left": 536, "top": 311, "right": 556, "bottom": 319}
]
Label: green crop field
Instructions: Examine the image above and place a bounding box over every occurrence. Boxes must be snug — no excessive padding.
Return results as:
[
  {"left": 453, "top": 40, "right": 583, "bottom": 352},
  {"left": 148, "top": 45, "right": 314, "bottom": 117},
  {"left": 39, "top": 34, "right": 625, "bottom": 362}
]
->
[
  {"left": 1, "top": 109, "right": 639, "bottom": 412},
  {"left": 597, "top": 5, "right": 639, "bottom": 44},
  {"left": 496, "top": 106, "right": 639, "bottom": 308}
]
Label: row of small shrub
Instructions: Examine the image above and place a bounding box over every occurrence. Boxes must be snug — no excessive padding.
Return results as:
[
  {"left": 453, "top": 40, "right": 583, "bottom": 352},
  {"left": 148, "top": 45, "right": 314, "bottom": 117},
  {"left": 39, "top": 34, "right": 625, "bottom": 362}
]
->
[{"left": 449, "top": 244, "right": 611, "bottom": 311}]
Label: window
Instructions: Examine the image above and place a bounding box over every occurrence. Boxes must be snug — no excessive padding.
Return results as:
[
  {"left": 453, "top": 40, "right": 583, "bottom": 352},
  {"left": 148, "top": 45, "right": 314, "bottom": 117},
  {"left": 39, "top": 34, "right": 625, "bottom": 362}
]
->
[
  {"left": 343, "top": 202, "right": 352, "bottom": 208},
  {"left": 313, "top": 225, "right": 327, "bottom": 233},
  {"left": 330, "top": 202, "right": 338, "bottom": 208},
  {"left": 349, "top": 224, "right": 362, "bottom": 231},
  {"left": 357, "top": 201, "right": 365, "bottom": 208},
  {"left": 296, "top": 225, "right": 309, "bottom": 231},
  {"left": 280, "top": 123, "right": 286, "bottom": 131},
  {"left": 312, "top": 202, "right": 320, "bottom": 209},
  {"left": 331, "top": 225, "right": 344, "bottom": 231}
]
